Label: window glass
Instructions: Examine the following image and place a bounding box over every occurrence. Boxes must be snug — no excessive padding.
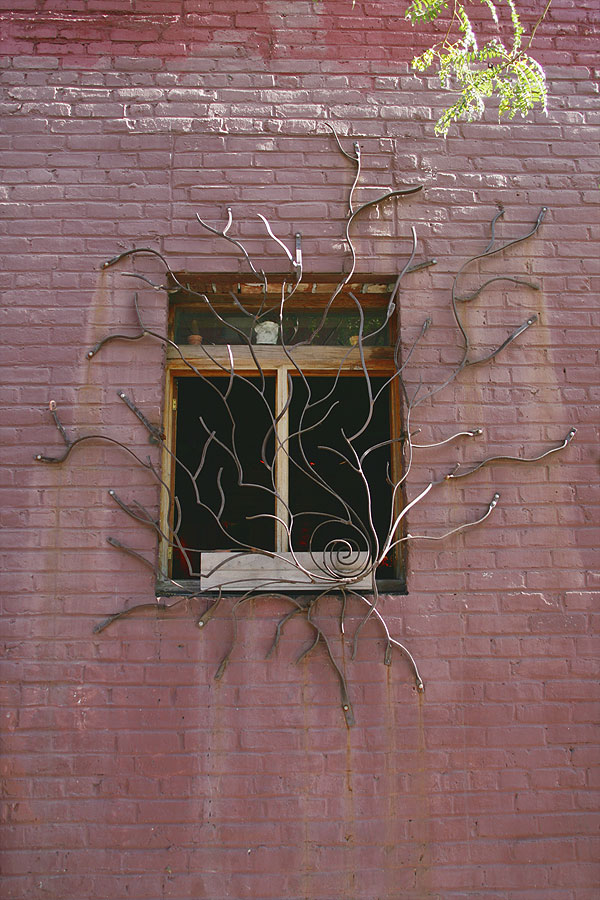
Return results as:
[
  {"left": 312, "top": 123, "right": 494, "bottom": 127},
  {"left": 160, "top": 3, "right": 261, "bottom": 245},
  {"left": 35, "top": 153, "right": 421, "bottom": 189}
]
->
[
  {"left": 172, "top": 305, "right": 390, "bottom": 347},
  {"left": 171, "top": 373, "right": 396, "bottom": 583},
  {"left": 172, "top": 375, "right": 276, "bottom": 577},
  {"left": 288, "top": 375, "right": 392, "bottom": 576}
]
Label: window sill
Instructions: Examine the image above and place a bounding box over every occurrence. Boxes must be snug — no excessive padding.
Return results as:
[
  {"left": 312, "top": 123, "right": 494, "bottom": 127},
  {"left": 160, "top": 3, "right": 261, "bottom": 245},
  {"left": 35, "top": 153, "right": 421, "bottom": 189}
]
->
[{"left": 156, "top": 577, "right": 407, "bottom": 597}]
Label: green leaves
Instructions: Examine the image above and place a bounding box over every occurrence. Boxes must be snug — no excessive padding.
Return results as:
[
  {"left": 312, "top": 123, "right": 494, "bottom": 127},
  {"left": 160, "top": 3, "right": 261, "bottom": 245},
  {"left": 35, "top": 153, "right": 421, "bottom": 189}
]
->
[
  {"left": 405, "top": 0, "right": 549, "bottom": 135},
  {"left": 406, "top": 0, "right": 450, "bottom": 23}
]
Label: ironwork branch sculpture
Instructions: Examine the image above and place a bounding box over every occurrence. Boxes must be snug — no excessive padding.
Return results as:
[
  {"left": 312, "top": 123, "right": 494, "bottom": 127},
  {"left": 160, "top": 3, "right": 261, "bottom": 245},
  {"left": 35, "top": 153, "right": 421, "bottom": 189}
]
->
[{"left": 37, "top": 127, "right": 575, "bottom": 725}]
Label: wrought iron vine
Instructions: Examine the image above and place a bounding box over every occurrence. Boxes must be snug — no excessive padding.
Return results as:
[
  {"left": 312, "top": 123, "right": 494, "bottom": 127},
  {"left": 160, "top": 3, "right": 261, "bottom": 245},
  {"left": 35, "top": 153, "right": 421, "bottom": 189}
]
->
[{"left": 37, "top": 127, "right": 575, "bottom": 725}]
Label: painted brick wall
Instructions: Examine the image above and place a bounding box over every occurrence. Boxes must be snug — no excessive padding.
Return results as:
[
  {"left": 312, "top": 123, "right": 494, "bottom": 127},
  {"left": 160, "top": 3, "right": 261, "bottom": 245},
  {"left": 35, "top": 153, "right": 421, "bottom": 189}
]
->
[{"left": 1, "top": 2, "right": 598, "bottom": 898}]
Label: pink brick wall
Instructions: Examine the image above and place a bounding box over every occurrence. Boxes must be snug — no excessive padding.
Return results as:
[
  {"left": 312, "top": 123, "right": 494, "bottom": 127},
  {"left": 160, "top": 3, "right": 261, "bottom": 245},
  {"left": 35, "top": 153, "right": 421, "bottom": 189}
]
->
[{"left": 1, "top": 2, "right": 598, "bottom": 897}]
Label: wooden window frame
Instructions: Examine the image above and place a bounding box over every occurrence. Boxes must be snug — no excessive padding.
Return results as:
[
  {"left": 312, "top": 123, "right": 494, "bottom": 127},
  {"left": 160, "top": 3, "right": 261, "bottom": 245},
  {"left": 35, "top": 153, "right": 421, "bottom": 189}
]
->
[{"left": 157, "top": 277, "right": 407, "bottom": 594}]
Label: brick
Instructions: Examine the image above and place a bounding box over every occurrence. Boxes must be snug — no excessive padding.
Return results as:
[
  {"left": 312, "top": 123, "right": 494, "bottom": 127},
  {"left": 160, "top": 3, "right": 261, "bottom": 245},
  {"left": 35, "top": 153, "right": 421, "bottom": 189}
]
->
[{"left": 564, "top": 591, "right": 600, "bottom": 610}]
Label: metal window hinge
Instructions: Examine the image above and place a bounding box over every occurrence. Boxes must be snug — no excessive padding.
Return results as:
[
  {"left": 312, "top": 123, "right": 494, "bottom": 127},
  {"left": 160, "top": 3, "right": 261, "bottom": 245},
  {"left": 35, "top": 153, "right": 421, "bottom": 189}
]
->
[{"left": 172, "top": 397, "right": 177, "bottom": 411}]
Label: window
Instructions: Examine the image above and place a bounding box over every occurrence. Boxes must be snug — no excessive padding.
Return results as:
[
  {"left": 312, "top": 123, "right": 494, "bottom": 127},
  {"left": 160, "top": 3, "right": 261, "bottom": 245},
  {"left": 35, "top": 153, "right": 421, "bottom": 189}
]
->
[{"left": 158, "top": 275, "right": 407, "bottom": 593}]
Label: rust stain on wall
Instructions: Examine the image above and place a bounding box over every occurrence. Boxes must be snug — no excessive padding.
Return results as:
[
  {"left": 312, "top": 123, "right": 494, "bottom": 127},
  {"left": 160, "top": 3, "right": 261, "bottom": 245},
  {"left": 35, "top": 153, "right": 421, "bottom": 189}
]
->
[{"left": 414, "top": 689, "right": 432, "bottom": 897}]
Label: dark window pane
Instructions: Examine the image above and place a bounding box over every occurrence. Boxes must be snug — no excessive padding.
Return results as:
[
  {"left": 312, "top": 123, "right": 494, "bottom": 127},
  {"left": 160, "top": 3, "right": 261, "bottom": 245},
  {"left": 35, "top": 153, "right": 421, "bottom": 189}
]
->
[
  {"left": 172, "top": 374, "right": 397, "bottom": 584},
  {"left": 172, "top": 376, "right": 276, "bottom": 577},
  {"left": 288, "top": 376, "right": 392, "bottom": 572}
]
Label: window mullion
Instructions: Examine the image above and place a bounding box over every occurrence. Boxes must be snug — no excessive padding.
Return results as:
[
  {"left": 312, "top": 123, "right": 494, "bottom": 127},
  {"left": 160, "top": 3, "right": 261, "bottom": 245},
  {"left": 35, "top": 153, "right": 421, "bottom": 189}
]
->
[
  {"left": 161, "top": 371, "right": 176, "bottom": 577},
  {"left": 274, "top": 366, "right": 290, "bottom": 552}
]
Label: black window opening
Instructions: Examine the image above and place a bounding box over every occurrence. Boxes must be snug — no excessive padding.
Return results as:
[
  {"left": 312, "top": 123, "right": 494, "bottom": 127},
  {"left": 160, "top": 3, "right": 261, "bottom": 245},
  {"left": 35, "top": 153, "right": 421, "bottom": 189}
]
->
[
  {"left": 173, "top": 375, "right": 277, "bottom": 562},
  {"left": 287, "top": 376, "right": 393, "bottom": 576},
  {"left": 171, "top": 374, "right": 404, "bottom": 588}
]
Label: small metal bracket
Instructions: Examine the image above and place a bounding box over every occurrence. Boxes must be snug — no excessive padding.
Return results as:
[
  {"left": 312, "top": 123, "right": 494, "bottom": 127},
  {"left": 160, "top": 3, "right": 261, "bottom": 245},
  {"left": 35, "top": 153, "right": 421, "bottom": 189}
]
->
[{"left": 294, "top": 233, "right": 302, "bottom": 270}]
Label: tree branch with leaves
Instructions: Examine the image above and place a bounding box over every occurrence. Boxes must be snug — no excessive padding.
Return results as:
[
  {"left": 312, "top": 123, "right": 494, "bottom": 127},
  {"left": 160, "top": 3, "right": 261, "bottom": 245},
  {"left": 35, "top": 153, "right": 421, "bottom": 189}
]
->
[{"left": 405, "top": 0, "right": 552, "bottom": 133}]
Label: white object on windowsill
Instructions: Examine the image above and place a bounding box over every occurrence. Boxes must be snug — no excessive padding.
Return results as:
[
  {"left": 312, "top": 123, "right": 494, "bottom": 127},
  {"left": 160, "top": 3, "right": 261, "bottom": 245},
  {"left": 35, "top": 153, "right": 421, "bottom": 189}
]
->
[{"left": 254, "top": 321, "right": 279, "bottom": 344}]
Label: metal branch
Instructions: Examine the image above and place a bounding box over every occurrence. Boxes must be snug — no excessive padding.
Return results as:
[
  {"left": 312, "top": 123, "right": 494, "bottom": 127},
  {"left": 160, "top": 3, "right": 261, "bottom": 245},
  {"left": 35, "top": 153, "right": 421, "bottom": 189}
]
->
[
  {"left": 403, "top": 493, "right": 500, "bottom": 543},
  {"left": 466, "top": 315, "right": 538, "bottom": 367},
  {"left": 446, "top": 428, "right": 577, "bottom": 479},
  {"left": 265, "top": 606, "right": 305, "bottom": 659},
  {"left": 93, "top": 596, "right": 191, "bottom": 634},
  {"left": 412, "top": 428, "right": 483, "bottom": 449},
  {"left": 106, "top": 536, "right": 156, "bottom": 571},
  {"left": 35, "top": 433, "right": 156, "bottom": 468},
  {"left": 455, "top": 275, "right": 539, "bottom": 303},
  {"left": 39, "top": 132, "right": 577, "bottom": 728},
  {"left": 121, "top": 272, "right": 178, "bottom": 294},
  {"left": 324, "top": 122, "right": 358, "bottom": 163},
  {"left": 48, "top": 400, "right": 70, "bottom": 445},
  {"left": 117, "top": 390, "right": 165, "bottom": 442},
  {"left": 350, "top": 591, "right": 424, "bottom": 692},
  {"left": 108, "top": 491, "right": 157, "bottom": 528},
  {"left": 257, "top": 214, "right": 296, "bottom": 267},
  {"left": 196, "top": 208, "right": 265, "bottom": 281}
]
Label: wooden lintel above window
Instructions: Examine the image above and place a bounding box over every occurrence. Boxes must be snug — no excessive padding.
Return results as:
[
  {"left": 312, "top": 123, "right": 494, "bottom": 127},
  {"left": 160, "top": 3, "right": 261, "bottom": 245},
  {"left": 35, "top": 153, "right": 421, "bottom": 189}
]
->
[
  {"left": 170, "top": 272, "right": 395, "bottom": 306},
  {"left": 166, "top": 344, "right": 396, "bottom": 373}
]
